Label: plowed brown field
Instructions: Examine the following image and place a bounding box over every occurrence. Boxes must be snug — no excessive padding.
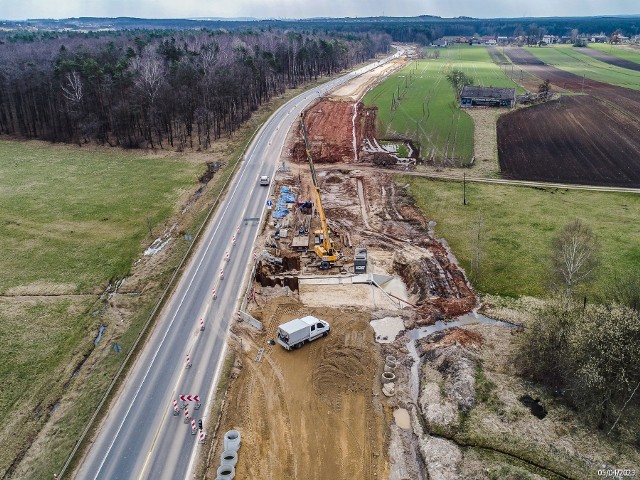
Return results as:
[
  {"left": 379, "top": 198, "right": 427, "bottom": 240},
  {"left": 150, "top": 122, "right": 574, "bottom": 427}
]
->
[
  {"left": 499, "top": 47, "right": 640, "bottom": 187},
  {"left": 498, "top": 95, "right": 640, "bottom": 186}
]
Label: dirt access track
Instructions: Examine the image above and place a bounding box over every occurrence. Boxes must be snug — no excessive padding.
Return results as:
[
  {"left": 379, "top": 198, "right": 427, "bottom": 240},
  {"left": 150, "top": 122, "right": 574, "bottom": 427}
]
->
[
  {"left": 498, "top": 47, "right": 640, "bottom": 188},
  {"left": 208, "top": 49, "right": 477, "bottom": 480}
]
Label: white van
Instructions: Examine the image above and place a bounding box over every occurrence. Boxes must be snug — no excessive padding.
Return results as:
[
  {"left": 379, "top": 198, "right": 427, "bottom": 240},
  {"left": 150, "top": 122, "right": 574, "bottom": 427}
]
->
[
  {"left": 277, "top": 316, "right": 330, "bottom": 350},
  {"left": 259, "top": 175, "right": 270, "bottom": 186}
]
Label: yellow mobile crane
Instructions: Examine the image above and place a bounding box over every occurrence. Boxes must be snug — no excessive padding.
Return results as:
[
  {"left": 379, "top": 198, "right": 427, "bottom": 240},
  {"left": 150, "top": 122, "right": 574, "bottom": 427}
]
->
[{"left": 299, "top": 115, "right": 338, "bottom": 268}]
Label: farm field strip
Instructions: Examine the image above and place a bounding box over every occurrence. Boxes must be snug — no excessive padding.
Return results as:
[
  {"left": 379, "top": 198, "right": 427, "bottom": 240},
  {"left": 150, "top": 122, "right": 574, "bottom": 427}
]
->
[
  {"left": 525, "top": 45, "right": 640, "bottom": 90},
  {"left": 363, "top": 45, "right": 519, "bottom": 165},
  {"left": 588, "top": 43, "right": 640, "bottom": 65}
]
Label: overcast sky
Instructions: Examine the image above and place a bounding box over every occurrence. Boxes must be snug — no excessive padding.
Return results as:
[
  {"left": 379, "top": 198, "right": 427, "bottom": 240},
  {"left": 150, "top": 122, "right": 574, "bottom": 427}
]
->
[{"left": 0, "top": 0, "right": 638, "bottom": 21}]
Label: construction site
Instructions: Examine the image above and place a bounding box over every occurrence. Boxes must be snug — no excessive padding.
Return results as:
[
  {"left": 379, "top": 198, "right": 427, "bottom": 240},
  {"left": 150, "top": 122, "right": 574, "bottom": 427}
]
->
[
  {"left": 198, "top": 46, "right": 640, "bottom": 480},
  {"left": 197, "top": 50, "right": 489, "bottom": 480}
]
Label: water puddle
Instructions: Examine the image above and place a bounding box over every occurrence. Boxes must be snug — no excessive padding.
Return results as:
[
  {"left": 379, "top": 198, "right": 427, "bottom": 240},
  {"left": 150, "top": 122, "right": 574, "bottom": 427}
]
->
[
  {"left": 393, "top": 408, "right": 411, "bottom": 429},
  {"left": 370, "top": 316, "right": 404, "bottom": 343},
  {"left": 94, "top": 324, "right": 106, "bottom": 346},
  {"left": 408, "top": 312, "right": 516, "bottom": 341}
]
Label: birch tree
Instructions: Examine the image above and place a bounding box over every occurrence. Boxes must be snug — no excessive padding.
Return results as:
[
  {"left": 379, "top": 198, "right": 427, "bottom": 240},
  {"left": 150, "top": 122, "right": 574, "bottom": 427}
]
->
[{"left": 551, "top": 218, "right": 599, "bottom": 294}]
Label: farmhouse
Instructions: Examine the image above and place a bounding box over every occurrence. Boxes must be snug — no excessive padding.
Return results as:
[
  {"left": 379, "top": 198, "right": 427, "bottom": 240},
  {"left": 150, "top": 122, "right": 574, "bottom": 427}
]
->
[{"left": 460, "top": 86, "right": 516, "bottom": 108}]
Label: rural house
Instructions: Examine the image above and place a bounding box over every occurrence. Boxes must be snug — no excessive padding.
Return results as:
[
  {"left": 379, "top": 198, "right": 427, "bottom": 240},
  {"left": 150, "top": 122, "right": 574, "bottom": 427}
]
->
[{"left": 460, "top": 86, "right": 516, "bottom": 108}]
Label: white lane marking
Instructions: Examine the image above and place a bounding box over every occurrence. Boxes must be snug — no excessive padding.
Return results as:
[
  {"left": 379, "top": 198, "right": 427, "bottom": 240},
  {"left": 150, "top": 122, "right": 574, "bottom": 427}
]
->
[
  {"left": 137, "top": 289, "right": 218, "bottom": 479},
  {"left": 184, "top": 341, "right": 229, "bottom": 479},
  {"left": 92, "top": 117, "right": 261, "bottom": 480},
  {"left": 94, "top": 55, "right": 388, "bottom": 479}
]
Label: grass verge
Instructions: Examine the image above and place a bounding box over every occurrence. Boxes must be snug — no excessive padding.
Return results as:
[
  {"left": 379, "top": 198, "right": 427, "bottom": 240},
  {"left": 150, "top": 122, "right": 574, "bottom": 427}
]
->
[{"left": 400, "top": 176, "right": 640, "bottom": 298}]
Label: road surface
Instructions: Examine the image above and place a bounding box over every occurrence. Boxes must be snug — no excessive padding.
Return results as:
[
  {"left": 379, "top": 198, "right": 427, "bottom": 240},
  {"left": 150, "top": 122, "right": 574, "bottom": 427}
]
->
[{"left": 73, "top": 48, "right": 402, "bottom": 480}]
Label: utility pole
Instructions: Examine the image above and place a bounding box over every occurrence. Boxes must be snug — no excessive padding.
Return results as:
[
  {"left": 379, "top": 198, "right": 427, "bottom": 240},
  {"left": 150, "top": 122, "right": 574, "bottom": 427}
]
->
[{"left": 463, "top": 172, "right": 467, "bottom": 205}]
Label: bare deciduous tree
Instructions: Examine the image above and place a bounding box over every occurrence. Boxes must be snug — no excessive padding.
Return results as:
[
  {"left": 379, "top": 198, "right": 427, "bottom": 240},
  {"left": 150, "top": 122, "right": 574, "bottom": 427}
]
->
[
  {"left": 61, "top": 71, "right": 83, "bottom": 104},
  {"left": 551, "top": 218, "right": 599, "bottom": 294}
]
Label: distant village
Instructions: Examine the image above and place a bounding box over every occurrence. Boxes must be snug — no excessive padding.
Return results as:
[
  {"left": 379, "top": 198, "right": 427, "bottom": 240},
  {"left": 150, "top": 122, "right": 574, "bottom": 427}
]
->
[{"left": 431, "top": 31, "right": 640, "bottom": 48}]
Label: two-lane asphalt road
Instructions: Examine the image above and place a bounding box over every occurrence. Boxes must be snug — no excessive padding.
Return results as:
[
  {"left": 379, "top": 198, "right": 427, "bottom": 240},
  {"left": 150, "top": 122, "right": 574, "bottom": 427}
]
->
[{"left": 74, "top": 48, "right": 402, "bottom": 480}]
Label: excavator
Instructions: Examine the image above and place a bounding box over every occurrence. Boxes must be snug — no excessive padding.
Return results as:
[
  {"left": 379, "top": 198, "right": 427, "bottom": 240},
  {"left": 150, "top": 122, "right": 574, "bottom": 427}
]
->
[{"left": 299, "top": 115, "right": 338, "bottom": 269}]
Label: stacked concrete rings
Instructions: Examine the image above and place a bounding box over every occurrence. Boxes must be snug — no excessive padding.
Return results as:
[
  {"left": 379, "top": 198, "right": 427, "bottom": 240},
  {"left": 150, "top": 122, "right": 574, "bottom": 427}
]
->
[
  {"left": 216, "top": 464, "right": 235, "bottom": 479},
  {"left": 223, "top": 430, "right": 241, "bottom": 451},
  {"left": 220, "top": 450, "right": 238, "bottom": 467}
]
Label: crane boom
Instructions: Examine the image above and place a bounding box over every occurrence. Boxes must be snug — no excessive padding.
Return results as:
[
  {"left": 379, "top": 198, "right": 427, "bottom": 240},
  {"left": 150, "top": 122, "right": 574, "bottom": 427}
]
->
[{"left": 299, "top": 115, "right": 337, "bottom": 263}]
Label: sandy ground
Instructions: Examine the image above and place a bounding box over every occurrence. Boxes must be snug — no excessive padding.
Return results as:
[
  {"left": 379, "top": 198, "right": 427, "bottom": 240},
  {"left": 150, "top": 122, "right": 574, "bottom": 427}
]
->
[
  {"left": 213, "top": 299, "right": 390, "bottom": 480},
  {"left": 330, "top": 59, "right": 406, "bottom": 101}
]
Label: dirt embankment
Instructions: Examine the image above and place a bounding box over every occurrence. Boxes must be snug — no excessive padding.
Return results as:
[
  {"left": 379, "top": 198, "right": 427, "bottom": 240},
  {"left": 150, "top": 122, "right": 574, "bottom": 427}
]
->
[{"left": 296, "top": 99, "right": 377, "bottom": 163}]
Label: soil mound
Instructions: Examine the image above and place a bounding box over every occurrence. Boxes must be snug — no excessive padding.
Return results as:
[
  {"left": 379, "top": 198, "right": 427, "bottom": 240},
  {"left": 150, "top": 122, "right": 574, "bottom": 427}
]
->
[{"left": 312, "top": 326, "right": 377, "bottom": 400}]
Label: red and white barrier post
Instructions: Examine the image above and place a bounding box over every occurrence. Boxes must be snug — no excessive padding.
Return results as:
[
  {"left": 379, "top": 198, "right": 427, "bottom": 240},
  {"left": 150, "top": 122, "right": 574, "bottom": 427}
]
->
[
  {"left": 190, "top": 419, "right": 197, "bottom": 435},
  {"left": 212, "top": 288, "right": 217, "bottom": 299},
  {"left": 232, "top": 235, "right": 236, "bottom": 246},
  {"left": 225, "top": 250, "right": 230, "bottom": 261},
  {"left": 220, "top": 269, "right": 224, "bottom": 280},
  {"left": 172, "top": 399, "right": 179, "bottom": 416},
  {"left": 186, "top": 354, "right": 192, "bottom": 369},
  {"left": 199, "top": 429, "right": 206, "bottom": 444},
  {"left": 199, "top": 318, "right": 205, "bottom": 331},
  {"left": 184, "top": 408, "right": 190, "bottom": 424}
]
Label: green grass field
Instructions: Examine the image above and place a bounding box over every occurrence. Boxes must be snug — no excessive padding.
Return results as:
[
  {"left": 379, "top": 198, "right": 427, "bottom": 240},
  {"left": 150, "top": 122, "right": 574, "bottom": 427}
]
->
[
  {"left": 402, "top": 177, "right": 640, "bottom": 298},
  {"left": 0, "top": 142, "right": 201, "bottom": 293},
  {"left": 0, "top": 141, "right": 201, "bottom": 476},
  {"left": 525, "top": 44, "right": 640, "bottom": 90},
  {"left": 588, "top": 43, "right": 640, "bottom": 65},
  {"left": 364, "top": 44, "right": 519, "bottom": 165}
]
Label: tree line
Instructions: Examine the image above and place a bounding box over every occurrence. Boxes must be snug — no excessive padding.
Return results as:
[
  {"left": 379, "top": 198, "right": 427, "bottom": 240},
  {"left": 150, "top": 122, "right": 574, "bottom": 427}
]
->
[{"left": 0, "top": 29, "right": 390, "bottom": 149}]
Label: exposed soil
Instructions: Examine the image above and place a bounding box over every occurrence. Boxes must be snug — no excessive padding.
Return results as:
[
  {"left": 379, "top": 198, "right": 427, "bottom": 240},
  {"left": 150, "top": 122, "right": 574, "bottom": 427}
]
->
[
  {"left": 214, "top": 300, "right": 389, "bottom": 480},
  {"left": 296, "top": 99, "right": 377, "bottom": 163},
  {"left": 498, "top": 47, "right": 640, "bottom": 188},
  {"left": 210, "top": 50, "right": 479, "bottom": 480},
  {"left": 498, "top": 95, "right": 640, "bottom": 187}
]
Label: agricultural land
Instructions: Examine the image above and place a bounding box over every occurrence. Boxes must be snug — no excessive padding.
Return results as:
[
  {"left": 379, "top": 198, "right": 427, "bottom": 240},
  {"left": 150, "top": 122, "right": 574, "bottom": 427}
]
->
[{"left": 2, "top": 37, "right": 640, "bottom": 480}]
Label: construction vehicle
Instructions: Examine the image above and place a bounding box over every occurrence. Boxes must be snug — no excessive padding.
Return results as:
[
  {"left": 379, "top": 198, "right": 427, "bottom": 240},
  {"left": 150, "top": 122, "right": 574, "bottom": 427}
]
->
[{"left": 299, "top": 115, "right": 338, "bottom": 268}]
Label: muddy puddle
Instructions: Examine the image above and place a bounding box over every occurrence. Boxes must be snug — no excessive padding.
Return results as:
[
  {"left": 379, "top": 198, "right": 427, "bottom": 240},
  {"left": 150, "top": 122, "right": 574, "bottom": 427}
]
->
[
  {"left": 393, "top": 408, "right": 411, "bottom": 429},
  {"left": 370, "top": 316, "right": 404, "bottom": 343},
  {"left": 407, "top": 312, "right": 516, "bottom": 341}
]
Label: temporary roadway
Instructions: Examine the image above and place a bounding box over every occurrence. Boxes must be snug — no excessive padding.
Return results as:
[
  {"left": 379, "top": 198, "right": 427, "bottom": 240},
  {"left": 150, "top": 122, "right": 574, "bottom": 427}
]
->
[{"left": 74, "top": 48, "right": 402, "bottom": 480}]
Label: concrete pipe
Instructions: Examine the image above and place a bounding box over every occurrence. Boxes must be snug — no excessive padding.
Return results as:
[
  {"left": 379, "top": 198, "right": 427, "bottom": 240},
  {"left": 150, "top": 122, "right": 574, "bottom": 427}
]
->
[
  {"left": 216, "top": 464, "right": 235, "bottom": 479},
  {"left": 224, "top": 429, "right": 241, "bottom": 452},
  {"left": 220, "top": 449, "right": 238, "bottom": 467},
  {"left": 384, "top": 362, "right": 396, "bottom": 373},
  {"left": 381, "top": 371, "right": 396, "bottom": 384},
  {"left": 385, "top": 355, "right": 397, "bottom": 364}
]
